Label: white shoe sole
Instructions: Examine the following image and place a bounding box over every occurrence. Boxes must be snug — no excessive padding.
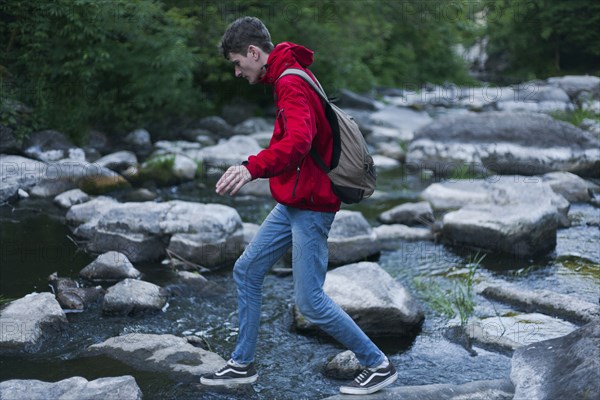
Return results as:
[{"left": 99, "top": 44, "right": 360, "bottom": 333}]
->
[
  {"left": 339, "top": 371, "right": 398, "bottom": 395},
  {"left": 200, "top": 374, "right": 258, "bottom": 386}
]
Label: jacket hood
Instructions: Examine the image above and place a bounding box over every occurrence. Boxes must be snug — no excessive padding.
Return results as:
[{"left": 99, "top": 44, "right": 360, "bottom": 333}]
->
[{"left": 261, "top": 42, "right": 314, "bottom": 85}]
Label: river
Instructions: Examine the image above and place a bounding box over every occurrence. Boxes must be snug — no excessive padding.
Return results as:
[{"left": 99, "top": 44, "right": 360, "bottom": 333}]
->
[{"left": 1, "top": 166, "right": 598, "bottom": 399}]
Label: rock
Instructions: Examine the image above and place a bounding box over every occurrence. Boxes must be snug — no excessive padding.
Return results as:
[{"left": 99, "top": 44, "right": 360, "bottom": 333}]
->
[
  {"left": 152, "top": 140, "right": 203, "bottom": 155},
  {"left": 0, "top": 155, "right": 48, "bottom": 203},
  {"left": 510, "top": 320, "right": 600, "bottom": 400},
  {"left": 53, "top": 189, "right": 90, "bottom": 208},
  {"left": 295, "top": 262, "right": 424, "bottom": 337},
  {"left": 323, "top": 379, "right": 514, "bottom": 400},
  {"left": 324, "top": 350, "right": 361, "bottom": 379},
  {"left": 374, "top": 225, "right": 433, "bottom": 250},
  {"left": 87, "top": 333, "right": 225, "bottom": 381},
  {"left": 26, "top": 158, "right": 129, "bottom": 197},
  {"left": 374, "top": 141, "right": 406, "bottom": 161},
  {"left": 237, "top": 178, "right": 271, "bottom": 197},
  {"left": 242, "top": 222, "right": 260, "bottom": 246},
  {"left": 23, "top": 130, "right": 78, "bottom": 162},
  {"left": 67, "top": 198, "right": 244, "bottom": 267},
  {"left": 0, "top": 293, "right": 67, "bottom": 353},
  {"left": 378, "top": 201, "right": 434, "bottom": 226},
  {"left": 187, "top": 135, "right": 263, "bottom": 168},
  {"left": 80, "top": 251, "right": 141, "bottom": 283},
  {"left": 233, "top": 117, "right": 272, "bottom": 135},
  {"left": 0, "top": 376, "right": 142, "bottom": 400},
  {"left": 48, "top": 273, "right": 104, "bottom": 311},
  {"left": 102, "top": 279, "right": 168, "bottom": 316},
  {"left": 468, "top": 313, "right": 577, "bottom": 355},
  {"left": 580, "top": 118, "right": 600, "bottom": 136},
  {"left": 443, "top": 202, "right": 558, "bottom": 257},
  {"left": 139, "top": 153, "right": 197, "bottom": 184},
  {"left": 327, "top": 211, "right": 380, "bottom": 266},
  {"left": 542, "top": 171, "right": 596, "bottom": 202},
  {"left": 421, "top": 176, "right": 570, "bottom": 256},
  {"left": 84, "top": 130, "right": 112, "bottom": 154},
  {"left": 481, "top": 285, "right": 600, "bottom": 324},
  {"left": 17, "top": 188, "right": 29, "bottom": 198},
  {"left": 368, "top": 106, "right": 433, "bottom": 143},
  {"left": 123, "top": 129, "right": 151, "bottom": 148},
  {"left": 407, "top": 112, "right": 600, "bottom": 177},
  {"left": 547, "top": 75, "right": 600, "bottom": 98},
  {"left": 372, "top": 155, "right": 400, "bottom": 170},
  {"left": 190, "top": 116, "right": 234, "bottom": 137},
  {"left": 94, "top": 151, "right": 138, "bottom": 172},
  {"left": 336, "top": 89, "right": 381, "bottom": 110}
]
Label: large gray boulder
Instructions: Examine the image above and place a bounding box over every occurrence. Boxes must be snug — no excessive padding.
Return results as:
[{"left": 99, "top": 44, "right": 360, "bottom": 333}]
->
[
  {"left": 324, "top": 379, "right": 514, "bottom": 400},
  {"left": 80, "top": 251, "right": 141, "bottom": 283},
  {"left": 542, "top": 171, "right": 597, "bottom": 202},
  {"left": 0, "top": 376, "right": 142, "bottom": 400},
  {"left": 0, "top": 293, "right": 67, "bottom": 353},
  {"left": 295, "top": 262, "right": 424, "bottom": 337},
  {"left": 368, "top": 106, "right": 433, "bottom": 143},
  {"left": 327, "top": 211, "right": 380, "bottom": 265},
  {"left": 66, "top": 197, "right": 244, "bottom": 268},
  {"left": 87, "top": 333, "right": 225, "bottom": 381},
  {"left": 510, "top": 320, "right": 600, "bottom": 400},
  {"left": 421, "top": 176, "right": 570, "bottom": 257},
  {"left": 407, "top": 112, "right": 600, "bottom": 177},
  {"left": 1, "top": 155, "right": 47, "bottom": 202},
  {"left": 102, "top": 279, "right": 168, "bottom": 315}
]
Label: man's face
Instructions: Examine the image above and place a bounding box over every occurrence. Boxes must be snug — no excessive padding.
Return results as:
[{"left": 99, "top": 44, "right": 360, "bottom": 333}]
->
[{"left": 228, "top": 46, "right": 265, "bottom": 85}]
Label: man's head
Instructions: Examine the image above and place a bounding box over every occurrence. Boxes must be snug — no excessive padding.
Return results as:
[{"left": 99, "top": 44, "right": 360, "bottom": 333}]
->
[{"left": 220, "top": 16, "right": 274, "bottom": 84}]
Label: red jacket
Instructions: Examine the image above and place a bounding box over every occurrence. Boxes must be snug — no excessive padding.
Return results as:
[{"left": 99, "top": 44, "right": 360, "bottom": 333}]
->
[{"left": 244, "top": 42, "right": 341, "bottom": 212}]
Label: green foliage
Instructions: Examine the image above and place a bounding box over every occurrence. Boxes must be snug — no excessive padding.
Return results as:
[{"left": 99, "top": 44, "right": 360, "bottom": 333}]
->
[
  {"left": 1, "top": 0, "right": 204, "bottom": 142},
  {"left": 0, "top": 295, "right": 14, "bottom": 306},
  {"left": 165, "top": 0, "right": 477, "bottom": 109},
  {"left": 484, "top": 0, "right": 600, "bottom": 80},
  {"left": 550, "top": 104, "right": 600, "bottom": 128},
  {"left": 414, "top": 252, "right": 484, "bottom": 326}
]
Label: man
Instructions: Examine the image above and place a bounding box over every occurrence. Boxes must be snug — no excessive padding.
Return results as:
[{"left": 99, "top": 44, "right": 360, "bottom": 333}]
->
[{"left": 200, "top": 16, "right": 397, "bottom": 395}]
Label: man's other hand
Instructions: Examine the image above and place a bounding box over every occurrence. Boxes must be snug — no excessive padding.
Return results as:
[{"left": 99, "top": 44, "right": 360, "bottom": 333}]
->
[{"left": 216, "top": 165, "right": 252, "bottom": 196}]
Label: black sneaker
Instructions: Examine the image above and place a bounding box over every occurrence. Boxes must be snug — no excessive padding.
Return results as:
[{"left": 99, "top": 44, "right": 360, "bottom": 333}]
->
[
  {"left": 339, "top": 360, "right": 397, "bottom": 395},
  {"left": 200, "top": 359, "right": 258, "bottom": 386}
]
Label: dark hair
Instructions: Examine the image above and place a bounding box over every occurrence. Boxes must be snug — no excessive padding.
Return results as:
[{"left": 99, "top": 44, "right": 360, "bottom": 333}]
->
[{"left": 219, "top": 16, "right": 274, "bottom": 59}]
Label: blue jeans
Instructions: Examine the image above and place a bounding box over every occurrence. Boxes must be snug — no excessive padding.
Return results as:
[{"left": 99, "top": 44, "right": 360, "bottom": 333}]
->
[{"left": 231, "top": 203, "right": 385, "bottom": 368}]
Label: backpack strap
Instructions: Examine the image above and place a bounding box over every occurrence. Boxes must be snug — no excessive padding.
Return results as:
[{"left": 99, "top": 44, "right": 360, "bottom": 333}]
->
[{"left": 277, "top": 68, "right": 333, "bottom": 174}]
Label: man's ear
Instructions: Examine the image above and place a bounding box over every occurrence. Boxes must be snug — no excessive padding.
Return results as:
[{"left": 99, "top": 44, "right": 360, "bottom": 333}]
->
[{"left": 248, "top": 45, "right": 259, "bottom": 60}]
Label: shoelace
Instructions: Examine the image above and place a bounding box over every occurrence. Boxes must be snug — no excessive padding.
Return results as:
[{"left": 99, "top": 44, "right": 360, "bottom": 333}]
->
[{"left": 354, "top": 369, "right": 372, "bottom": 383}]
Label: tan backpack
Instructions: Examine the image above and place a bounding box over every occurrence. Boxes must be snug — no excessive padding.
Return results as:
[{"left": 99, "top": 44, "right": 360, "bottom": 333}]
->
[{"left": 278, "top": 68, "right": 376, "bottom": 203}]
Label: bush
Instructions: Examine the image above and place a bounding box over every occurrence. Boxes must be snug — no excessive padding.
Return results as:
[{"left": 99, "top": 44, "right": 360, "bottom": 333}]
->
[{"left": 0, "top": 0, "right": 205, "bottom": 142}]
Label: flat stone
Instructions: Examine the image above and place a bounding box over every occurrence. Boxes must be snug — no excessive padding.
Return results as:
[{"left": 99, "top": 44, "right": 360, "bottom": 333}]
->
[
  {"left": 323, "top": 379, "right": 514, "bottom": 400},
  {"left": 374, "top": 225, "right": 433, "bottom": 250},
  {"left": 53, "top": 189, "right": 90, "bottom": 208},
  {"left": 0, "top": 376, "right": 142, "bottom": 400},
  {"left": 0, "top": 293, "right": 67, "bottom": 353},
  {"left": 87, "top": 333, "right": 225, "bottom": 381},
  {"left": 378, "top": 201, "right": 434, "bottom": 226},
  {"left": 542, "top": 171, "right": 596, "bottom": 202},
  {"left": 102, "top": 279, "right": 168, "bottom": 316},
  {"left": 480, "top": 285, "right": 600, "bottom": 324}
]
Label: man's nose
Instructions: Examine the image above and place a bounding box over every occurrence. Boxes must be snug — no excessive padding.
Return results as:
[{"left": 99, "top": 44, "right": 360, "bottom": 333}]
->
[{"left": 235, "top": 66, "right": 242, "bottom": 78}]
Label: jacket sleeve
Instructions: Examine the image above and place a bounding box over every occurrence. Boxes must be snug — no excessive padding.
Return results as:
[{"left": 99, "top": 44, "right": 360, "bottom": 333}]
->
[{"left": 244, "top": 77, "right": 315, "bottom": 178}]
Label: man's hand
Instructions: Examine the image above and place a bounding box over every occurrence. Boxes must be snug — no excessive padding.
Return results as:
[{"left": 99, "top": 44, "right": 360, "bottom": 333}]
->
[{"left": 216, "top": 165, "right": 252, "bottom": 196}]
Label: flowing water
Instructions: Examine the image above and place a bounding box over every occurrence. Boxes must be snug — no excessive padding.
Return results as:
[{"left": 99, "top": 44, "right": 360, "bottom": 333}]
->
[{"left": 1, "top": 167, "right": 598, "bottom": 399}]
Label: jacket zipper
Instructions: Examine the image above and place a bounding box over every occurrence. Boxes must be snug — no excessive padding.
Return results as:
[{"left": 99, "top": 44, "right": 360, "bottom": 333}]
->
[
  {"left": 280, "top": 107, "right": 301, "bottom": 199},
  {"left": 292, "top": 165, "right": 300, "bottom": 198}
]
